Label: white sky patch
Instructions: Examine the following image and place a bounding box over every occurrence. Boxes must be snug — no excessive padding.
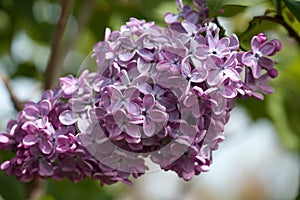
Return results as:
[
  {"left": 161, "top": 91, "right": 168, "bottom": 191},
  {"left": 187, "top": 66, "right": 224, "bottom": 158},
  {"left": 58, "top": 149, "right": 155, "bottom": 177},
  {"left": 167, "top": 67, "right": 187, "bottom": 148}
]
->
[
  {"left": 11, "top": 31, "right": 50, "bottom": 72},
  {"left": 0, "top": 79, "right": 16, "bottom": 130},
  {"left": 11, "top": 31, "right": 34, "bottom": 63}
]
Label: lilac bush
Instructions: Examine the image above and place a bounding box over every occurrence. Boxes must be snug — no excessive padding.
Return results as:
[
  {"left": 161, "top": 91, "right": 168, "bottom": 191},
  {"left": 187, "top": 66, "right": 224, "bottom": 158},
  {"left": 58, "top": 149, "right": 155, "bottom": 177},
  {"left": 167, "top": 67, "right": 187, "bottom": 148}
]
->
[{"left": 0, "top": 0, "right": 281, "bottom": 185}]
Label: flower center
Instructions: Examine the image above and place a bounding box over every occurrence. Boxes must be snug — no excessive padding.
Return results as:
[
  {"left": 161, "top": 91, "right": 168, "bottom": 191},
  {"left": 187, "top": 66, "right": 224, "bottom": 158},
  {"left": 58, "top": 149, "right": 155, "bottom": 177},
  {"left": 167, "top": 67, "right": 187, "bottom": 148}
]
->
[{"left": 254, "top": 52, "right": 261, "bottom": 60}]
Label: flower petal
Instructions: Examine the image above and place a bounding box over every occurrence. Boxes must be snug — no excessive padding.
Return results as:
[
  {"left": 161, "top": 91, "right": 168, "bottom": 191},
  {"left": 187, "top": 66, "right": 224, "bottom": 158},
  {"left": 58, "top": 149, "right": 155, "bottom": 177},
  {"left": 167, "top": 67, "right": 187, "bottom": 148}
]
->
[
  {"left": 143, "top": 94, "right": 155, "bottom": 110},
  {"left": 137, "top": 49, "right": 153, "bottom": 62},
  {"left": 252, "top": 62, "right": 261, "bottom": 79},
  {"left": 207, "top": 70, "right": 223, "bottom": 86},
  {"left": 217, "top": 37, "right": 230, "bottom": 49},
  {"left": 184, "top": 94, "right": 197, "bottom": 107},
  {"left": 149, "top": 109, "right": 168, "bottom": 122},
  {"left": 143, "top": 121, "right": 155, "bottom": 137},
  {"left": 126, "top": 123, "right": 141, "bottom": 138},
  {"left": 259, "top": 57, "right": 274, "bottom": 70},
  {"left": 185, "top": 10, "right": 200, "bottom": 25},
  {"left": 23, "top": 103, "right": 39, "bottom": 120},
  {"left": 181, "top": 61, "right": 191, "bottom": 77},
  {"left": 23, "top": 133, "right": 39, "bottom": 146},
  {"left": 251, "top": 36, "right": 260, "bottom": 51},
  {"left": 77, "top": 119, "right": 92, "bottom": 133},
  {"left": 59, "top": 110, "right": 77, "bottom": 125},
  {"left": 223, "top": 68, "right": 240, "bottom": 82},
  {"left": 126, "top": 102, "right": 140, "bottom": 115},
  {"left": 170, "top": 141, "right": 189, "bottom": 156},
  {"left": 241, "top": 52, "right": 254, "bottom": 66},
  {"left": 39, "top": 159, "right": 53, "bottom": 177},
  {"left": 228, "top": 34, "right": 239, "bottom": 51},
  {"left": 195, "top": 45, "right": 210, "bottom": 59},
  {"left": 0, "top": 161, "right": 10, "bottom": 170},
  {"left": 59, "top": 76, "right": 78, "bottom": 95},
  {"left": 109, "top": 126, "right": 123, "bottom": 139},
  {"left": 40, "top": 140, "right": 52, "bottom": 154},
  {"left": 190, "top": 68, "right": 207, "bottom": 83},
  {"left": 182, "top": 156, "right": 195, "bottom": 172},
  {"left": 39, "top": 100, "right": 51, "bottom": 116},
  {"left": 222, "top": 86, "right": 237, "bottom": 98},
  {"left": 119, "top": 51, "right": 135, "bottom": 62},
  {"left": 181, "top": 20, "right": 197, "bottom": 34},
  {"left": 164, "top": 13, "right": 179, "bottom": 24},
  {"left": 260, "top": 42, "right": 275, "bottom": 55},
  {"left": 0, "top": 134, "right": 9, "bottom": 143}
]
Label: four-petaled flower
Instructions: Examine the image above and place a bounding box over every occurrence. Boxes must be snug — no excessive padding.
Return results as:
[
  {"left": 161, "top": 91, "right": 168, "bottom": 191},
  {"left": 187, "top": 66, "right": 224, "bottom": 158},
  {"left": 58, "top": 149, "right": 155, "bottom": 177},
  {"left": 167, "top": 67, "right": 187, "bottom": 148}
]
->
[
  {"left": 157, "top": 45, "right": 187, "bottom": 74},
  {"left": 22, "top": 121, "right": 55, "bottom": 155},
  {"left": 242, "top": 34, "right": 277, "bottom": 78},
  {"left": 206, "top": 53, "right": 240, "bottom": 86},
  {"left": 134, "top": 94, "right": 168, "bottom": 137},
  {"left": 108, "top": 86, "right": 140, "bottom": 115},
  {"left": 106, "top": 110, "right": 141, "bottom": 142}
]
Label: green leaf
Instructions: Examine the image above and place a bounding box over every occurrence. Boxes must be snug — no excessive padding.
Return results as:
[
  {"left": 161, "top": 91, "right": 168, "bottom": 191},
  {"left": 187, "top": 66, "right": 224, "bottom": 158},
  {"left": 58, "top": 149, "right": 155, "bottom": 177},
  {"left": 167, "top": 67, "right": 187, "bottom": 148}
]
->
[
  {"left": 0, "top": 172, "right": 25, "bottom": 200},
  {"left": 283, "top": 0, "right": 300, "bottom": 22},
  {"left": 219, "top": 5, "right": 247, "bottom": 17},
  {"left": 267, "top": 53, "right": 300, "bottom": 152},
  {"left": 267, "top": 90, "right": 300, "bottom": 152},
  {"left": 47, "top": 179, "right": 114, "bottom": 200},
  {"left": 12, "top": 62, "right": 41, "bottom": 80},
  {"left": 207, "top": 0, "right": 266, "bottom": 16},
  {"left": 237, "top": 98, "right": 269, "bottom": 120},
  {"left": 37, "top": 194, "right": 55, "bottom": 200}
]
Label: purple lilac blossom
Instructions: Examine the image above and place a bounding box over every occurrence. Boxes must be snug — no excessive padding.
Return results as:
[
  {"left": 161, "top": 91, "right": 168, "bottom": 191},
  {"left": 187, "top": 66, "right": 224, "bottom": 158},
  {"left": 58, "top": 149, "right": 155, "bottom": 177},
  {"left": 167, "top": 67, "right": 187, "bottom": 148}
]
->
[{"left": 0, "top": 0, "right": 281, "bottom": 185}]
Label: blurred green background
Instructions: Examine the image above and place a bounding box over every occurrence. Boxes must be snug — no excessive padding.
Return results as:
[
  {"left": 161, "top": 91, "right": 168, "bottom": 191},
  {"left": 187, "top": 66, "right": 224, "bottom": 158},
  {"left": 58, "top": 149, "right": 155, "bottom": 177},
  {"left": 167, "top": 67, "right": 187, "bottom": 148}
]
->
[{"left": 0, "top": 0, "right": 299, "bottom": 199}]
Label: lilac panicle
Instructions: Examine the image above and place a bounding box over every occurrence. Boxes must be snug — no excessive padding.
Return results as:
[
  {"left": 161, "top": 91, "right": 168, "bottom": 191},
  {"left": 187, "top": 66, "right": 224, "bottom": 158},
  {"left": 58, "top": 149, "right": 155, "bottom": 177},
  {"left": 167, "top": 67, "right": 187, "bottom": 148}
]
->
[{"left": 0, "top": 0, "right": 281, "bottom": 185}]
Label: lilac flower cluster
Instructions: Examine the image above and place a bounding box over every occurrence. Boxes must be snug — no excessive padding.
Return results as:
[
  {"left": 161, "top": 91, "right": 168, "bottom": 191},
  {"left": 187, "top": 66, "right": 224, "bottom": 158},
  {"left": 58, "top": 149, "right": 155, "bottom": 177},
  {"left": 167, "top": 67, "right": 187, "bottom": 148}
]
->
[
  {"left": 0, "top": 0, "right": 281, "bottom": 184},
  {"left": 0, "top": 88, "right": 143, "bottom": 185}
]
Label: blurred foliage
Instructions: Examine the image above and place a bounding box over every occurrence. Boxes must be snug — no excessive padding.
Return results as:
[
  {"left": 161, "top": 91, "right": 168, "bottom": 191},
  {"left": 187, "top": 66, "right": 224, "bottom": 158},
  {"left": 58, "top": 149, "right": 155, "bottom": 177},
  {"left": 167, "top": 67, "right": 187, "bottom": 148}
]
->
[
  {"left": 283, "top": 0, "right": 300, "bottom": 21},
  {"left": 230, "top": 1, "right": 300, "bottom": 152},
  {"left": 0, "top": 172, "right": 25, "bottom": 200},
  {"left": 0, "top": 173, "right": 115, "bottom": 200},
  {"left": 46, "top": 179, "right": 114, "bottom": 200},
  {"left": 207, "top": 0, "right": 266, "bottom": 15},
  {"left": 0, "top": 0, "right": 299, "bottom": 199}
]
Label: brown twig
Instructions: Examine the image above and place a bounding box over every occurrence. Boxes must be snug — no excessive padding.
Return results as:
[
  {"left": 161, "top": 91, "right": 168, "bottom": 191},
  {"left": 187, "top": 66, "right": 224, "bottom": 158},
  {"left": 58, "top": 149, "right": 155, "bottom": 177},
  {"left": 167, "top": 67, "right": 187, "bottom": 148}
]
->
[
  {"left": 0, "top": 74, "right": 24, "bottom": 111},
  {"left": 56, "top": 0, "right": 95, "bottom": 77},
  {"left": 253, "top": 15, "right": 300, "bottom": 44},
  {"left": 24, "top": 179, "right": 47, "bottom": 200},
  {"left": 44, "top": 0, "right": 74, "bottom": 90}
]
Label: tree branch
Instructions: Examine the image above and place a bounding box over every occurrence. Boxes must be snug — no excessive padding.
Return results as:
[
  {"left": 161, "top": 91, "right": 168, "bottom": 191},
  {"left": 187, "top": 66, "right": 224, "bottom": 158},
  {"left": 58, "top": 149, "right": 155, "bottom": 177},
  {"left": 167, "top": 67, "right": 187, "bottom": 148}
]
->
[
  {"left": 0, "top": 74, "right": 24, "bottom": 111},
  {"left": 253, "top": 15, "right": 300, "bottom": 44},
  {"left": 57, "top": 0, "right": 95, "bottom": 77},
  {"left": 24, "top": 179, "right": 47, "bottom": 200},
  {"left": 44, "top": 0, "right": 74, "bottom": 90}
]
